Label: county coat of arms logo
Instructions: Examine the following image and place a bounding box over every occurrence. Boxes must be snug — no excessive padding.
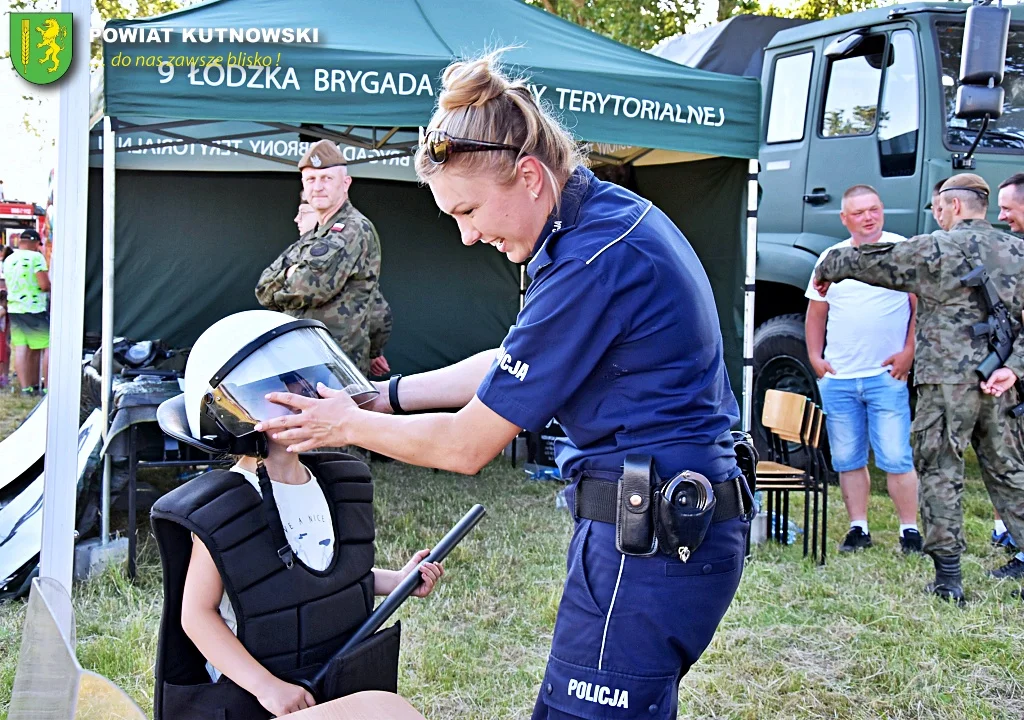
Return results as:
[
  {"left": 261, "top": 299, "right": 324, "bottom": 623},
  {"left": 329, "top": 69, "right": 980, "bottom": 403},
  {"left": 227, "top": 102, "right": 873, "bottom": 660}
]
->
[{"left": 9, "top": 13, "right": 73, "bottom": 84}]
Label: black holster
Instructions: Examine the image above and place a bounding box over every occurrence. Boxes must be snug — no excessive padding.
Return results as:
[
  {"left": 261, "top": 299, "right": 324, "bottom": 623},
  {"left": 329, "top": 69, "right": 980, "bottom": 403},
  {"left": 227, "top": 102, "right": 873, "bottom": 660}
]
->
[
  {"left": 732, "top": 430, "right": 759, "bottom": 499},
  {"left": 615, "top": 455, "right": 718, "bottom": 562}
]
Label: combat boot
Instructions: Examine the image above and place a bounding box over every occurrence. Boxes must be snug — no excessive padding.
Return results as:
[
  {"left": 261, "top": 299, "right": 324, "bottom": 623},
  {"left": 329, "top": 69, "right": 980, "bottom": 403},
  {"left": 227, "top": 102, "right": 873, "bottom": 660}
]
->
[{"left": 925, "top": 553, "right": 965, "bottom": 605}]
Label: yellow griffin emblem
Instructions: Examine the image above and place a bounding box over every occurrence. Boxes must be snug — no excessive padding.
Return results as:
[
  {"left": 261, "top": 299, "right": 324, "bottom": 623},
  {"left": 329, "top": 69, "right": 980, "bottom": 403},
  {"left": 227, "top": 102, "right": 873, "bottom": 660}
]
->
[{"left": 35, "top": 18, "right": 68, "bottom": 74}]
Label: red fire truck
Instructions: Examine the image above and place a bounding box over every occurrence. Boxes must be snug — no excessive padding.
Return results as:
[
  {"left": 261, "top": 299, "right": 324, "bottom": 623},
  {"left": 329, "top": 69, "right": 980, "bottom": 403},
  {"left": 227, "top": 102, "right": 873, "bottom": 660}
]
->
[{"left": 0, "top": 200, "right": 48, "bottom": 247}]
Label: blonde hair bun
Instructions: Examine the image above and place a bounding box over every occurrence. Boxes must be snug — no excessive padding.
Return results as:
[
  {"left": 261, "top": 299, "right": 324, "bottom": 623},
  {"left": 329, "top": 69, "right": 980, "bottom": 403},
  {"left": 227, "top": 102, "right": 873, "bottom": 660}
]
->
[
  {"left": 438, "top": 55, "right": 510, "bottom": 112},
  {"left": 416, "top": 48, "right": 584, "bottom": 190}
]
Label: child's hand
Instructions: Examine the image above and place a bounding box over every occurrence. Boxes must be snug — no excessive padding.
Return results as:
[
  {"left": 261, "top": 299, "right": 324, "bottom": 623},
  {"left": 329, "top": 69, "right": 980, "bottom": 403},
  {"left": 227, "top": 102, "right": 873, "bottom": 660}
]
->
[
  {"left": 256, "top": 678, "right": 315, "bottom": 717},
  {"left": 401, "top": 548, "right": 445, "bottom": 598}
]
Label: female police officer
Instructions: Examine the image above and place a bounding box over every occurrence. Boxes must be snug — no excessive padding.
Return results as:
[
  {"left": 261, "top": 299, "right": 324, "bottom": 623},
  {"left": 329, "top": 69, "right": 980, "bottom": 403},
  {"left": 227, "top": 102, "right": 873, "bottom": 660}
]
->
[{"left": 256, "top": 52, "right": 750, "bottom": 720}]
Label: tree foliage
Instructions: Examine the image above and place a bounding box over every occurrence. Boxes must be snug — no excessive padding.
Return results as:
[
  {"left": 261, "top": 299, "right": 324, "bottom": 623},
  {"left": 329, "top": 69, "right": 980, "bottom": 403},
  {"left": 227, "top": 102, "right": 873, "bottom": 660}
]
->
[
  {"left": 760, "top": 0, "right": 881, "bottom": 21},
  {"left": 9, "top": 0, "right": 184, "bottom": 16},
  {"left": 96, "top": 0, "right": 185, "bottom": 21},
  {"left": 526, "top": 0, "right": 701, "bottom": 50}
]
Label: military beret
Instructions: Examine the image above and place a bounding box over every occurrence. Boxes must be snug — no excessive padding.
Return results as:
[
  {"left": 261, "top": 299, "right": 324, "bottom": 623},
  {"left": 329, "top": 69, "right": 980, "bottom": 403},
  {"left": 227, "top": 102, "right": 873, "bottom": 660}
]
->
[
  {"left": 940, "top": 173, "right": 990, "bottom": 197},
  {"left": 298, "top": 140, "right": 347, "bottom": 170}
]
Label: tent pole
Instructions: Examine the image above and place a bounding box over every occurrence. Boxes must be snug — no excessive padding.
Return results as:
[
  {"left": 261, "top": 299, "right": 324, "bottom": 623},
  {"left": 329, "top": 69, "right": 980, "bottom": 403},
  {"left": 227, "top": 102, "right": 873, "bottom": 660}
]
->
[
  {"left": 100, "top": 116, "right": 116, "bottom": 545},
  {"left": 742, "top": 159, "right": 759, "bottom": 433},
  {"left": 39, "top": 0, "right": 90, "bottom": 592}
]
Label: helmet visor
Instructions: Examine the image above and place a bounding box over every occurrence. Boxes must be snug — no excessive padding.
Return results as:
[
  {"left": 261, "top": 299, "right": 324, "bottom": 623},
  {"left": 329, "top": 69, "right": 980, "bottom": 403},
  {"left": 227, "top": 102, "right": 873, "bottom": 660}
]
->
[{"left": 205, "top": 326, "right": 377, "bottom": 437}]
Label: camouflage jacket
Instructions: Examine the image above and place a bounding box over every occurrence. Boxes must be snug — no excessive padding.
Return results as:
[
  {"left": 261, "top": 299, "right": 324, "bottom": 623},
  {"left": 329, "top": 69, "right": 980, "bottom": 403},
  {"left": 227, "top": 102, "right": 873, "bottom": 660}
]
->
[
  {"left": 368, "top": 287, "right": 392, "bottom": 359},
  {"left": 814, "top": 219, "right": 1024, "bottom": 384},
  {"left": 255, "top": 201, "right": 381, "bottom": 373}
]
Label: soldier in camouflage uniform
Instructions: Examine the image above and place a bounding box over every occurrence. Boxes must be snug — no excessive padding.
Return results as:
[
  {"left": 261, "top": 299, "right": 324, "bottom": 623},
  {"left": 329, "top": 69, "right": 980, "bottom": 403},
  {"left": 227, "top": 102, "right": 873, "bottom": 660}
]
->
[
  {"left": 814, "top": 174, "right": 1024, "bottom": 602},
  {"left": 256, "top": 140, "right": 381, "bottom": 377},
  {"left": 367, "top": 288, "right": 392, "bottom": 377},
  {"left": 289, "top": 192, "right": 393, "bottom": 377}
]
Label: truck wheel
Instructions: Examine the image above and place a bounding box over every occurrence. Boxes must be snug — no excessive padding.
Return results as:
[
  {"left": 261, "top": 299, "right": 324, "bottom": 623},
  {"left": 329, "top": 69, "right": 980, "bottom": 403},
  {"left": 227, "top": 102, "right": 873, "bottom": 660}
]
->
[{"left": 752, "top": 314, "right": 830, "bottom": 473}]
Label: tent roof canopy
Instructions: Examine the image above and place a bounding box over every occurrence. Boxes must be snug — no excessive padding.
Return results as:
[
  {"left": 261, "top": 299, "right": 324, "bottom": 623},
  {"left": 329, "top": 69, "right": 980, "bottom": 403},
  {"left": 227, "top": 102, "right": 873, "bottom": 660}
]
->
[
  {"left": 101, "top": 0, "right": 760, "bottom": 160},
  {"left": 650, "top": 15, "right": 810, "bottom": 79}
]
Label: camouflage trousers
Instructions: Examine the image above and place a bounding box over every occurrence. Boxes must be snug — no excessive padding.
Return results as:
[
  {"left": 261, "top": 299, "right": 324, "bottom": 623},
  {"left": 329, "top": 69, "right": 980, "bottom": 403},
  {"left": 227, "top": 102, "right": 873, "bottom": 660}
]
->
[{"left": 912, "top": 383, "right": 1024, "bottom": 557}]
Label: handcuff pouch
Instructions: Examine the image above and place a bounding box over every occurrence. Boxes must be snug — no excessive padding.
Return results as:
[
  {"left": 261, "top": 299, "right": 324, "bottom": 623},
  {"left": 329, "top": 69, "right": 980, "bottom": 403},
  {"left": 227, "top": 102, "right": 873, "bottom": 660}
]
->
[{"left": 655, "top": 470, "right": 716, "bottom": 563}]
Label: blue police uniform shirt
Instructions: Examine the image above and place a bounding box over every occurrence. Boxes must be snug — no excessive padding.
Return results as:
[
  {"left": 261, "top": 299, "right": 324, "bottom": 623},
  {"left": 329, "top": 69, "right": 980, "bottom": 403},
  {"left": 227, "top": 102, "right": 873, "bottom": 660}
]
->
[{"left": 477, "top": 167, "right": 739, "bottom": 482}]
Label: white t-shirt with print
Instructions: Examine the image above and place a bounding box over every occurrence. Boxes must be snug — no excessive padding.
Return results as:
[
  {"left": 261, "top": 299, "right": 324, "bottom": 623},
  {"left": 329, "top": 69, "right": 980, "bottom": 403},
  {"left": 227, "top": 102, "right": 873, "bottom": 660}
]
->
[
  {"left": 804, "top": 232, "right": 913, "bottom": 380},
  {"left": 203, "top": 462, "right": 335, "bottom": 680}
]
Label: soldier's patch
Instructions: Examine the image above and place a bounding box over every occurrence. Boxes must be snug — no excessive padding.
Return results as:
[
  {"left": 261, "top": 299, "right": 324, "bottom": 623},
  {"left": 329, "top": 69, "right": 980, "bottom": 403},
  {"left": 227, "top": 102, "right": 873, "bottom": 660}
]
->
[
  {"left": 310, "top": 243, "right": 330, "bottom": 257},
  {"left": 331, "top": 223, "right": 345, "bottom": 232}
]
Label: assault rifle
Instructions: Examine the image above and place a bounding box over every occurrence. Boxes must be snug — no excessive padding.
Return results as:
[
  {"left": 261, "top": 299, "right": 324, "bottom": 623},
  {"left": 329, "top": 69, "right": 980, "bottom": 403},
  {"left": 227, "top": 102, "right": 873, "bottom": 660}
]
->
[{"left": 960, "top": 265, "right": 1024, "bottom": 417}]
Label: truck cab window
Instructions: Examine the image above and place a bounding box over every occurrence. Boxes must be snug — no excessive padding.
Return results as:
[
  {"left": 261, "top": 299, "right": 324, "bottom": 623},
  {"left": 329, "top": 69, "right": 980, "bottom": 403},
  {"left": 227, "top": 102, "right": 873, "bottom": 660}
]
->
[
  {"left": 878, "top": 30, "right": 920, "bottom": 177},
  {"left": 766, "top": 52, "right": 813, "bottom": 144},
  {"left": 937, "top": 22, "right": 1024, "bottom": 152},
  {"left": 820, "top": 34, "right": 887, "bottom": 137}
]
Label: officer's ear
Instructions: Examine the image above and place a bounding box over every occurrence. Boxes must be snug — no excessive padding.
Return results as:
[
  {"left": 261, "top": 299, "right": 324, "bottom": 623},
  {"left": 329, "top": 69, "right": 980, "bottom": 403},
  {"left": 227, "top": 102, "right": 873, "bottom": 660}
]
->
[
  {"left": 516, "top": 155, "right": 546, "bottom": 201},
  {"left": 340, "top": 170, "right": 353, "bottom": 192}
]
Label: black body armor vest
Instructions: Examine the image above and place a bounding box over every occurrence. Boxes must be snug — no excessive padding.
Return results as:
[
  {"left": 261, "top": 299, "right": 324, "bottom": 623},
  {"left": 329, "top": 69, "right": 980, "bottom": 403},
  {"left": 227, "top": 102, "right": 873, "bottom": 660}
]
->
[{"left": 151, "top": 454, "right": 399, "bottom": 720}]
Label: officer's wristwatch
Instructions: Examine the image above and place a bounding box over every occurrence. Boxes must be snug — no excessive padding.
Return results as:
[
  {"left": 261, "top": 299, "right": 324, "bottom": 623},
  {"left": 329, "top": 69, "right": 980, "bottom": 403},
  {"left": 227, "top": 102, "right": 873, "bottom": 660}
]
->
[{"left": 388, "top": 374, "right": 406, "bottom": 415}]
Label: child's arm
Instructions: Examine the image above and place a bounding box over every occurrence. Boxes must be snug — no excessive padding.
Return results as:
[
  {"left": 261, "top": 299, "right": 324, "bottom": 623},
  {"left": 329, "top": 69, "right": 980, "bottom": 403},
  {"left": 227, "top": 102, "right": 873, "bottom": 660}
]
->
[
  {"left": 181, "top": 538, "right": 316, "bottom": 717},
  {"left": 372, "top": 548, "right": 444, "bottom": 598}
]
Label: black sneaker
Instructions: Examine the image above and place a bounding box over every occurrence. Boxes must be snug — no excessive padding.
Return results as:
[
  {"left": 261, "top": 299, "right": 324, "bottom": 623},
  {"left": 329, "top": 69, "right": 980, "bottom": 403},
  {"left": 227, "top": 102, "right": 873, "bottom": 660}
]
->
[
  {"left": 900, "top": 529, "right": 923, "bottom": 555},
  {"left": 839, "top": 526, "right": 873, "bottom": 553},
  {"left": 988, "top": 556, "right": 1024, "bottom": 580}
]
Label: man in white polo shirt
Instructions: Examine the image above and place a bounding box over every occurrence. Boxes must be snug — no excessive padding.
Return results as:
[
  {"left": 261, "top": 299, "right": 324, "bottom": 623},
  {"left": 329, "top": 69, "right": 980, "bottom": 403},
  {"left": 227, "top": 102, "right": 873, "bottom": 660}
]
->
[{"left": 806, "top": 185, "right": 922, "bottom": 554}]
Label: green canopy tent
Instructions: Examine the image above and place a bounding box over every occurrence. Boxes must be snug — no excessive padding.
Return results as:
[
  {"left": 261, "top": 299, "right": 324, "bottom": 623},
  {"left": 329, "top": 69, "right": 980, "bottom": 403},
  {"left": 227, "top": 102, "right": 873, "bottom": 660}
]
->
[{"left": 91, "top": 0, "right": 761, "bottom": 431}]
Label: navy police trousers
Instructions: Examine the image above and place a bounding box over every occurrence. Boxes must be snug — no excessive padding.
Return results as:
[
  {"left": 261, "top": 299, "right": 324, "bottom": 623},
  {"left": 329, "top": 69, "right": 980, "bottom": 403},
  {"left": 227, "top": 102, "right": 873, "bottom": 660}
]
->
[{"left": 531, "top": 513, "right": 747, "bottom": 719}]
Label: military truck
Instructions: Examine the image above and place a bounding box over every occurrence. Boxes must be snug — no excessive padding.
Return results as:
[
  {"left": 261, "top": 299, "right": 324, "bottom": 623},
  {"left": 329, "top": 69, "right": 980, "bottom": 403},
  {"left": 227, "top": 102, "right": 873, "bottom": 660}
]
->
[
  {"left": 659, "top": 3, "right": 1024, "bottom": 441},
  {"left": 754, "top": 1, "right": 1022, "bottom": 417}
]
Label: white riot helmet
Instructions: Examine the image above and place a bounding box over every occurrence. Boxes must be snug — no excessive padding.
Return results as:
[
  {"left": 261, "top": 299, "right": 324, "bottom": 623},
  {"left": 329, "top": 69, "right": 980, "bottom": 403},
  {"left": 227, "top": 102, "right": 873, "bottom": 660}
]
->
[{"left": 158, "top": 310, "right": 377, "bottom": 456}]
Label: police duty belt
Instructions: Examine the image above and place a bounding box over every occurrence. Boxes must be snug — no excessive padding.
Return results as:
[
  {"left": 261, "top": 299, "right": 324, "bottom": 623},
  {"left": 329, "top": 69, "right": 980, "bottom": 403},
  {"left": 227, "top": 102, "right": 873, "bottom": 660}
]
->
[{"left": 575, "top": 461, "right": 751, "bottom": 562}]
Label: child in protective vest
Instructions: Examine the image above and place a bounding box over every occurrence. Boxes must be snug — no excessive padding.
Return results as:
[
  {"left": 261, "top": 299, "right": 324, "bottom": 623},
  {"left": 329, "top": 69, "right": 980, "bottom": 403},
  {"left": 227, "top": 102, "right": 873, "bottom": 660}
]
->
[
  {"left": 151, "top": 310, "right": 443, "bottom": 719},
  {"left": 179, "top": 447, "right": 442, "bottom": 717}
]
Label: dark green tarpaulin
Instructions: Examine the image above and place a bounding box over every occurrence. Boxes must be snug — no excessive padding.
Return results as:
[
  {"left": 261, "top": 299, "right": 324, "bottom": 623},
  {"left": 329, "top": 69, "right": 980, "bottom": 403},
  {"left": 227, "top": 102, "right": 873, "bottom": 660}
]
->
[
  {"left": 83, "top": 158, "right": 746, "bottom": 400},
  {"left": 102, "top": 0, "right": 760, "bottom": 160},
  {"left": 84, "top": 169, "right": 519, "bottom": 375}
]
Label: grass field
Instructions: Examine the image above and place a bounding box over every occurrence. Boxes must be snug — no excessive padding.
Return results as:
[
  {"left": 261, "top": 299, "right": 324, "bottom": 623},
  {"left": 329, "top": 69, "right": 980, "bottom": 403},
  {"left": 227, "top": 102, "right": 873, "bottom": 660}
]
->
[{"left": 1, "top": 394, "right": 1022, "bottom": 719}]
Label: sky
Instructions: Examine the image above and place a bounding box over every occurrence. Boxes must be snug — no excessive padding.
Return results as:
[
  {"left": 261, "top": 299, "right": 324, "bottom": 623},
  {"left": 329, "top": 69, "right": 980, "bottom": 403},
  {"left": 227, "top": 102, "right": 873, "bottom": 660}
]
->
[{"left": 1, "top": 0, "right": 63, "bottom": 205}]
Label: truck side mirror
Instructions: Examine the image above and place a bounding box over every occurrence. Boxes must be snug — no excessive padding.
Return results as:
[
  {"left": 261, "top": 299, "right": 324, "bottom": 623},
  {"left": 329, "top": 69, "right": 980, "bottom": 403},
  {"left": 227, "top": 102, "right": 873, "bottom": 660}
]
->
[
  {"left": 956, "top": 84, "right": 1005, "bottom": 120},
  {"left": 955, "top": 4, "right": 1010, "bottom": 119},
  {"left": 824, "top": 31, "right": 865, "bottom": 59}
]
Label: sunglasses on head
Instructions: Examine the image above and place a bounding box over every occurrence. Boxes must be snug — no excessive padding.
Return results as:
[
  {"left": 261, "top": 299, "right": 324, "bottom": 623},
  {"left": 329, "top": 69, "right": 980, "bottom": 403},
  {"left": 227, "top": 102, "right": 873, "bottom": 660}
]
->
[{"left": 422, "top": 129, "right": 521, "bottom": 165}]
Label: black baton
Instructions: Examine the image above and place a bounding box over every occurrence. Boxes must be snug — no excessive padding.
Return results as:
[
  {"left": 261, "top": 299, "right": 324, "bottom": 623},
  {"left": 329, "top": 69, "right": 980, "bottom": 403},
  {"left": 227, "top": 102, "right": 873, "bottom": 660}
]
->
[{"left": 299, "top": 504, "right": 487, "bottom": 700}]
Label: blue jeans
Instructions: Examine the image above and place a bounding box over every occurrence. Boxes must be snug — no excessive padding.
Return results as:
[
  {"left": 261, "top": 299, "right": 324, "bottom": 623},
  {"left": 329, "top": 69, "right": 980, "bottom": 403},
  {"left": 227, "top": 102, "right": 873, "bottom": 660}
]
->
[{"left": 818, "top": 372, "right": 914, "bottom": 474}]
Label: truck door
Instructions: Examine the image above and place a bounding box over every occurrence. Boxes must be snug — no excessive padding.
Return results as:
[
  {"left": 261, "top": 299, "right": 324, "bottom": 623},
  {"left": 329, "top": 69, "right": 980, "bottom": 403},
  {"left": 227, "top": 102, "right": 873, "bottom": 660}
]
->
[
  {"left": 803, "top": 28, "right": 923, "bottom": 240},
  {"left": 759, "top": 47, "right": 817, "bottom": 235}
]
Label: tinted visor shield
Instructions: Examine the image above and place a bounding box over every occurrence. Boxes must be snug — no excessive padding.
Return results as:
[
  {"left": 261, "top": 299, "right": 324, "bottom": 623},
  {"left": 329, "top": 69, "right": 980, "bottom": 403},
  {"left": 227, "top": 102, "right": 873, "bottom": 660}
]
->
[{"left": 206, "top": 326, "right": 377, "bottom": 437}]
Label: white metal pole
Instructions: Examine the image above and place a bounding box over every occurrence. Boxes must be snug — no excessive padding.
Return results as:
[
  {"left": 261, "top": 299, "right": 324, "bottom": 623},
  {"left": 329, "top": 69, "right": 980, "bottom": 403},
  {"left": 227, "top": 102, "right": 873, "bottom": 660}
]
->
[
  {"left": 100, "top": 117, "right": 116, "bottom": 544},
  {"left": 39, "top": 0, "right": 91, "bottom": 591},
  {"left": 519, "top": 265, "right": 525, "bottom": 312},
  {"left": 742, "top": 159, "right": 759, "bottom": 433}
]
